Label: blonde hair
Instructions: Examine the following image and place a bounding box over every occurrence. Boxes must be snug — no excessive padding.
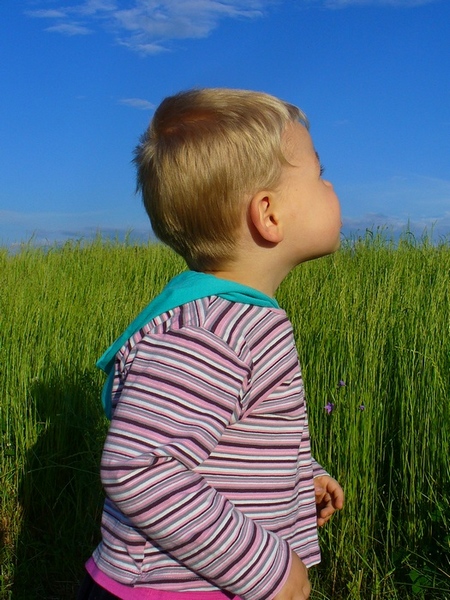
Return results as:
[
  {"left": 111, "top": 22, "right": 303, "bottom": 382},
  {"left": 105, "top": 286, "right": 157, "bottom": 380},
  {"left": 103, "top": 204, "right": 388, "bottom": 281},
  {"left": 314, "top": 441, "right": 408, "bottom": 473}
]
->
[{"left": 134, "top": 88, "right": 308, "bottom": 271}]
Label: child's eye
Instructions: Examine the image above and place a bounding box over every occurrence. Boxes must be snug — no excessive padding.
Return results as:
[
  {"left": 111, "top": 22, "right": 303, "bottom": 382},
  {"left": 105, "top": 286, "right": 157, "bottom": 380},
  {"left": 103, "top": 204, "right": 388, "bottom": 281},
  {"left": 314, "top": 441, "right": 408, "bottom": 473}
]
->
[{"left": 319, "top": 164, "right": 325, "bottom": 177}]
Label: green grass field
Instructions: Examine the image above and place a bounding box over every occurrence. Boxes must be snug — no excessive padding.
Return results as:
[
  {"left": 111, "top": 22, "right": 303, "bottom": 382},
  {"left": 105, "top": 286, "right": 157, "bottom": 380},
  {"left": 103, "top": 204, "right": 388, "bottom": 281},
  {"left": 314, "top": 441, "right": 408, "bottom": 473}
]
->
[{"left": 1, "top": 234, "right": 449, "bottom": 599}]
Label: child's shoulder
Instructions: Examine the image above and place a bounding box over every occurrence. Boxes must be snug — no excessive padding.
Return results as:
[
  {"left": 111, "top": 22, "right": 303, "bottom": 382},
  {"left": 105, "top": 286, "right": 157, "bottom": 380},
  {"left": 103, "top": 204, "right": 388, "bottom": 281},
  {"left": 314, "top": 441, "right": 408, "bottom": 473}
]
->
[
  {"left": 118, "top": 297, "right": 295, "bottom": 380},
  {"left": 135, "top": 296, "right": 291, "bottom": 350},
  {"left": 168, "top": 297, "right": 293, "bottom": 362}
]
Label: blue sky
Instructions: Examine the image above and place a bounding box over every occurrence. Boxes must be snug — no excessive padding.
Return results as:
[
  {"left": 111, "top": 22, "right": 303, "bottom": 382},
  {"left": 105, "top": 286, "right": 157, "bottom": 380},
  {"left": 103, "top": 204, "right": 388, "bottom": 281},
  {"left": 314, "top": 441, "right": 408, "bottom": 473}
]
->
[{"left": 1, "top": 0, "right": 449, "bottom": 248}]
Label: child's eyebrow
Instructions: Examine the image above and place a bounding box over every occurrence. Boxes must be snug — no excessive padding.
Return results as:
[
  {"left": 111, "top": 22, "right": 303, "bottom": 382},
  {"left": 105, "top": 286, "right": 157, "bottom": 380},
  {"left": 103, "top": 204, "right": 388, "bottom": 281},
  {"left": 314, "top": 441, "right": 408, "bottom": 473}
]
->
[{"left": 315, "top": 150, "right": 321, "bottom": 164}]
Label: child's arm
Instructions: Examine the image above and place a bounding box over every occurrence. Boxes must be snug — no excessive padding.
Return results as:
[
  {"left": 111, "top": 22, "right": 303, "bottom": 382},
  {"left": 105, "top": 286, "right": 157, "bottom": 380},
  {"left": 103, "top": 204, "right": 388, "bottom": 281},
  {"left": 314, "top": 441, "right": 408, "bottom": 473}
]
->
[{"left": 272, "top": 551, "right": 311, "bottom": 600}]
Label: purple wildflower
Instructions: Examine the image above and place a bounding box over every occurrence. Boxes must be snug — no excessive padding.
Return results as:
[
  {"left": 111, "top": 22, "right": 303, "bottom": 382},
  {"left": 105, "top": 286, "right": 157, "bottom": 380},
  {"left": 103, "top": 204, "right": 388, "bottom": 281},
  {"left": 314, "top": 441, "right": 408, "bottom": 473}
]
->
[
  {"left": 338, "top": 380, "right": 346, "bottom": 388},
  {"left": 325, "top": 402, "right": 335, "bottom": 414},
  {"left": 359, "top": 404, "right": 365, "bottom": 411}
]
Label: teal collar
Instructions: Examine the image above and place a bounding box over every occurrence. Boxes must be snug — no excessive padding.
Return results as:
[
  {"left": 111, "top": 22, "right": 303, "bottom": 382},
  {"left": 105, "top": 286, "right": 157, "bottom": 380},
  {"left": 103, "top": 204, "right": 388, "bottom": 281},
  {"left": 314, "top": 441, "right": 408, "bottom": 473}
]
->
[{"left": 97, "top": 270, "right": 279, "bottom": 418}]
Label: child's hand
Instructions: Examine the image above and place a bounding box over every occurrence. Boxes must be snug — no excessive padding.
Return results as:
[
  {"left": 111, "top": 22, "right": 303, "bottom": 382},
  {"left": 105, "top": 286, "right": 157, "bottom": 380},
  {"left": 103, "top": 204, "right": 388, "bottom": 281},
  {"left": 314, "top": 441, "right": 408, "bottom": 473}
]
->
[
  {"left": 314, "top": 475, "right": 344, "bottom": 526},
  {"left": 272, "top": 550, "right": 310, "bottom": 600}
]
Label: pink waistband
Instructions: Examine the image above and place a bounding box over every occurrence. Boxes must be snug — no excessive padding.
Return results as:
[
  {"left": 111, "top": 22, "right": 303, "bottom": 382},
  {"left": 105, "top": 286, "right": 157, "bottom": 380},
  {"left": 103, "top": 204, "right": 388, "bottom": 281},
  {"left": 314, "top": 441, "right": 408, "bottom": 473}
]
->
[{"left": 86, "top": 557, "right": 242, "bottom": 600}]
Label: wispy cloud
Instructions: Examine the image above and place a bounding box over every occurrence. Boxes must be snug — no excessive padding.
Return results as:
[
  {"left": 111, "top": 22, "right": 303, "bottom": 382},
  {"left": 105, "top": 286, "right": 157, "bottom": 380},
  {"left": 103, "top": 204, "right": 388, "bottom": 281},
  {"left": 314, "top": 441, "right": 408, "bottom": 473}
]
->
[
  {"left": 321, "top": 0, "right": 436, "bottom": 7},
  {"left": 0, "top": 209, "right": 154, "bottom": 248},
  {"left": 341, "top": 173, "right": 450, "bottom": 217},
  {"left": 25, "top": 9, "right": 68, "bottom": 18},
  {"left": 342, "top": 212, "right": 450, "bottom": 242},
  {"left": 337, "top": 173, "right": 450, "bottom": 240},
  {"left": 26, "top": 0, "right": 267, "bottom": 52},
  {"left": 45, "top": 22, "right": 93, "bottom": 35},
  {"left": 119, "top": 97, "right": 156, "bottom": 110}
]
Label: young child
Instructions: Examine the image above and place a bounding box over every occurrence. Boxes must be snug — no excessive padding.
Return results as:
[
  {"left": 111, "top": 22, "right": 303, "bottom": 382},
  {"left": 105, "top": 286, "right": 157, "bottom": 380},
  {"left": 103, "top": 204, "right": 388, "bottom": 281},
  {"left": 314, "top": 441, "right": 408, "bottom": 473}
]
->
[{"left": 79, "top": 88, "right": 344, "bottom": 600}]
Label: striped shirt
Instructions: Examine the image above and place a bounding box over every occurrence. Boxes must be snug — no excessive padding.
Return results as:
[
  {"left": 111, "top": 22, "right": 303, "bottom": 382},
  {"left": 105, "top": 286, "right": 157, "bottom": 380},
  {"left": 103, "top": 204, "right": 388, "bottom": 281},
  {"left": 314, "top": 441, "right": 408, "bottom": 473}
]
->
[{"left": 92, "top": 297, "right": 326, "bottom": 600}]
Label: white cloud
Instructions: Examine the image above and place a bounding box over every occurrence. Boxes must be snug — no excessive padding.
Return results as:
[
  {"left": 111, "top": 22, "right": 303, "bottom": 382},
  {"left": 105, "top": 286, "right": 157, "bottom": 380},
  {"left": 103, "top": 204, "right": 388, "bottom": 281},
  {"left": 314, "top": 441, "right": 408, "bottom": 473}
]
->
[
  {"left": 0, "top": 208, "right": 156, "bottom": 249},
  {"left": 341, "top": 212, "right": 450, "bottom": 244},
  {"left": 25, "top": 9, "right": 69, "bottom": 18},
  {"left": 341, "top": 173, "right": 450, "bottom": 218},
  {"left": 322, "top": 0, "right": 436, "bottom": 7},
  {"left": 25, "top": 0, "right": 267, "bottom": 52},
  {"left": 119, "top": 97, "right": 156, "bottom": 110},
  {"left": 78, "top": 0, "right": 119, "bottom": 15},
  {"left": 338, "top": 174, "right": 450, "bottom": 241},
  {"left": 45, "top": 22, "right": 93, "bottom": 35},
  {"left": 113, "top": 0, "right": 264, "bottom": 39},
  {"left": 117, "top": 39, "right": 169, "bottom": 55}
]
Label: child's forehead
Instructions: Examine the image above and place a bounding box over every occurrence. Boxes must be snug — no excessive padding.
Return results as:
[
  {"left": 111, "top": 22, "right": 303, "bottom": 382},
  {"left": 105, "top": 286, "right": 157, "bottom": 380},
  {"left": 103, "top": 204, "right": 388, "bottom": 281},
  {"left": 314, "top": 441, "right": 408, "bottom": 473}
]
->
[{"left": 282, "top": 120, "right": 314, "bottom": 164}]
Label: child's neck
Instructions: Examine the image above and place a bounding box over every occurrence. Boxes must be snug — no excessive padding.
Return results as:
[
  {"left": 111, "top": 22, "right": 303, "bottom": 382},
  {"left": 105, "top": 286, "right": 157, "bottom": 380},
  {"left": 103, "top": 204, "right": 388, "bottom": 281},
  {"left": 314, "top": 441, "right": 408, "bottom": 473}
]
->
[
  {"left": 205, "top": 230, "right": 295, "bottom": 297},
  {"left": 206, "top": 262, "right": 289, "bottom": 298}
]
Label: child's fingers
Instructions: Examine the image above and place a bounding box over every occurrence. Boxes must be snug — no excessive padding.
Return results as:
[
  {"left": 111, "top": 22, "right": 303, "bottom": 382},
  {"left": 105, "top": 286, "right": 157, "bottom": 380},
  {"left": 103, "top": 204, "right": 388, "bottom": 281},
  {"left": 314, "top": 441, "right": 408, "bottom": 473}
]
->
[{"left": 327, "top": 479, "right": 345, "bottom": 508}]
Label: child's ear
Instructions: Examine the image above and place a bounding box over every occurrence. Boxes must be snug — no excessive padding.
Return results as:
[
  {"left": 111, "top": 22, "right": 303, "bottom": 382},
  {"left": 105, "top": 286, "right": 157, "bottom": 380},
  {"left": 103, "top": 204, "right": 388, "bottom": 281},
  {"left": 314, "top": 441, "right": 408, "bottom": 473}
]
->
[{"left": 249, "top": 191, "right": 284, "bottom": 244}]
